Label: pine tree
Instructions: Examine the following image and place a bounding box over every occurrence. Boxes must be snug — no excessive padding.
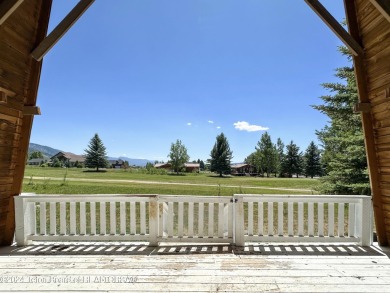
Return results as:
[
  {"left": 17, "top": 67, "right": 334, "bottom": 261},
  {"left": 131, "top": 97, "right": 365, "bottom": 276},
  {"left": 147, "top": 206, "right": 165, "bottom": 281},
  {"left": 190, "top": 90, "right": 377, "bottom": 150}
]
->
[
  {"left": 84, "top": 133, "right": 109, "bottom": 171},
  {"left": 210, "top": 133, "right": 233, "bottom": 177},
  {"left": 312, "top": 47, "right": 369, "bottom": 194},
  {"left": 304, "top": 141, "right": 322, "bottom": 179},
  {"left": 168, "top": 139, "right": 190, "bottom": 174},
  {"left": 276, "top": 138, "right": 285, "bottom": 177},
  {"left": 255, "top": 132, "right": 277, "bottom": 177},
  {"left": 282, "top": 141, "right": 303, "bottom": 178}
]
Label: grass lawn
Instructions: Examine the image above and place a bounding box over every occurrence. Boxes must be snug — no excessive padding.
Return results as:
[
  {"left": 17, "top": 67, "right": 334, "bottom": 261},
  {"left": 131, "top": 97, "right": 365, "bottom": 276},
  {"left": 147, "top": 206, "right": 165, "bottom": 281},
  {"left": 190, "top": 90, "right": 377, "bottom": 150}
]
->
[{"left": 23, "top": 166, "right": 320, "bottom": 195}]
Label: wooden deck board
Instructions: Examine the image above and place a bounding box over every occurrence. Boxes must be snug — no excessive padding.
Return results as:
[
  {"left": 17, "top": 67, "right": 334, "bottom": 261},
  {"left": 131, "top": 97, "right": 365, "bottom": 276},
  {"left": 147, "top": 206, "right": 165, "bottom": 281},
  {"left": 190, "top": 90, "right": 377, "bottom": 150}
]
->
[{"left": 0, "top": 243, "right": 389, "bottom": 292}]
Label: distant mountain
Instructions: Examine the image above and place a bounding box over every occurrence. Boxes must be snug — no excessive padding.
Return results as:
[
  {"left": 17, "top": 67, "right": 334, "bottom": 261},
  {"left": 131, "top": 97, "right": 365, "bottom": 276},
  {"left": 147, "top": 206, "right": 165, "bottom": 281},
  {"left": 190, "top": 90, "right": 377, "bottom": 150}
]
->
[
  {"left": 30, "top": 143, "right": 155, "bottom": 167},
  {"left": 29, "top": 143, "right": 62, "bottom": 158},
  {"left": 109, "top": 156, "right": 155, "bottom": 167}
]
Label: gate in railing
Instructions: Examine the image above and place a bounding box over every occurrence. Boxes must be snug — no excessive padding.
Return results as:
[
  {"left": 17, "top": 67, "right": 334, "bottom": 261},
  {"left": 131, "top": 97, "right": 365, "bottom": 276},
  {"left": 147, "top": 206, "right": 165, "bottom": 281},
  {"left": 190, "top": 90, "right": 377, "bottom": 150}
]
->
[{"left": 15, "top": 193, "right": 372, "bottom": 246}]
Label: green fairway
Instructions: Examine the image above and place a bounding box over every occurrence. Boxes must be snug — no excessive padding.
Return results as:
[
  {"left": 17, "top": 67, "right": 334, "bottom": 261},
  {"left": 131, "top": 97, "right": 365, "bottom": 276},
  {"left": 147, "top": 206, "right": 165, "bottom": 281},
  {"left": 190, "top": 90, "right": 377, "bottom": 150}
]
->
[{"left": 23, "top": 166, "right": 319, "bottom": 195}]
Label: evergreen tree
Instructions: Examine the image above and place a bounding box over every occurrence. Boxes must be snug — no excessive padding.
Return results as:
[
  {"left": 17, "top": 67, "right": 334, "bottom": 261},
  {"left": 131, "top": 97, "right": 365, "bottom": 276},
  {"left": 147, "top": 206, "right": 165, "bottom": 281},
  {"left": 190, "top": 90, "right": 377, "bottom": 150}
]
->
[
  {"left": 276, "top": 138, "right": 285, "bottom": 177},
  {"left": 84, "top": 133, "right": 109, "bottom": 171},
  {"left": 210, "top": 133, "right": 233, "bottom": 177},
  {"left": 168, "top": 139, "right": 190, "bottom": 174},
  {"left": 304, "top": 141, "right": 322, "bottom": 179},
  {"left": 282, "top": 141, "right": 303, "bottom": 178},
  {"left": 312, "top": 47, "right": 369, "bottom": 194},
  {"left": 255, "top": 132, "right": 277, "bottom": 177}
]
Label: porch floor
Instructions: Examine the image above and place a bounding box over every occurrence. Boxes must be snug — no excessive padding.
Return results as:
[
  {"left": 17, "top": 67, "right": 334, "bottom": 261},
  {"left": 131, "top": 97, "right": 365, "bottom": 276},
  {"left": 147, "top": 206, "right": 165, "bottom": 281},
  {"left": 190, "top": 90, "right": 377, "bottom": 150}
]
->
[{"left": 0, "top": 242, "right": 389, "bottom": 292}]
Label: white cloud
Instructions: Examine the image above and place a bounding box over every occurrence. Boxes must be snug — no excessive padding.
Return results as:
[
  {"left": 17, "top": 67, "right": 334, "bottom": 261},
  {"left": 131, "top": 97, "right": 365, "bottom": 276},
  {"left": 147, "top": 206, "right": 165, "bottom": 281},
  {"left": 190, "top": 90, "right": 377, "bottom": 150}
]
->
[
  {"left": 233, "top": 121, "right": 269, "bottom": 132},
  {"left": 217, "top": 126, "right": 221, "bottom": 129},
  {"left": 208, "top": 120, "right": 214, "bottom": 124},
  {"left": 187, "top": 122, "right": 192, "bottom": 126}
]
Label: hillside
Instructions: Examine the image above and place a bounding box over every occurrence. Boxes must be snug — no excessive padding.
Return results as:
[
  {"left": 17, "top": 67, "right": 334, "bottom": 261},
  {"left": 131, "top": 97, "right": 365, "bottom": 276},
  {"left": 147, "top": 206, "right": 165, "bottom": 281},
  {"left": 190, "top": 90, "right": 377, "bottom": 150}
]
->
[{"left": 29, "top": 143, "right": 62, "bottom": 158}]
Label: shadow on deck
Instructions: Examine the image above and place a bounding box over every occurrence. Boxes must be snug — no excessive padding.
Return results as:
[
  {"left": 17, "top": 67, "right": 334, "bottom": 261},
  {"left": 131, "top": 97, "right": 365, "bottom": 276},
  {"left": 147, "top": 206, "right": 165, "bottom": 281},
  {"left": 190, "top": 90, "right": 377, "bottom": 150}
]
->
[{"left": 1, "top": 242, "right": 388, "bottom": 257}]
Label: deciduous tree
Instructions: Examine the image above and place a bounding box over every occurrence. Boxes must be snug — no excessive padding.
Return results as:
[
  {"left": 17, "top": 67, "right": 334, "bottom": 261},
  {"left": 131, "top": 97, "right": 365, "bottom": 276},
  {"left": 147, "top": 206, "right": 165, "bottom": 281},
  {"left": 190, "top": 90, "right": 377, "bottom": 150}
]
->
[{"left": 168, "top": 139, "right": 190, "bottom": 174}]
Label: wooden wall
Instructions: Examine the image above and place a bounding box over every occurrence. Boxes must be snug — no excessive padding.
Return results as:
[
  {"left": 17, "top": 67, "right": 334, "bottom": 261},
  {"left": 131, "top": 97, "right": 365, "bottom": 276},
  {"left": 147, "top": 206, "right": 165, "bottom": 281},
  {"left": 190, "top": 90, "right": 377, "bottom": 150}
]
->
[
  {"left": 355, "top": 0, "right": 390, "bottom": 244},
  {"left": 0, "top": 0, "right": 52, "bottom": 245}
]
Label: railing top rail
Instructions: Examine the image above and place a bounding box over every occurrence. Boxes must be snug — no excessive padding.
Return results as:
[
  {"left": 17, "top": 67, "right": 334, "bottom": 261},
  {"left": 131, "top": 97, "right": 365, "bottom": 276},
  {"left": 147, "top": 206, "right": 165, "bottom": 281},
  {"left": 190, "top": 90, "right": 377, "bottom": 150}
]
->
[
  {"left": 235, "top": 194, "right": 371, "bottom": 203},
  {"left": 17, "top": 193, "right": 158, "bottom": 202},
  {"left": 158, "top": 195, "right": 231, "bottom": 202}
]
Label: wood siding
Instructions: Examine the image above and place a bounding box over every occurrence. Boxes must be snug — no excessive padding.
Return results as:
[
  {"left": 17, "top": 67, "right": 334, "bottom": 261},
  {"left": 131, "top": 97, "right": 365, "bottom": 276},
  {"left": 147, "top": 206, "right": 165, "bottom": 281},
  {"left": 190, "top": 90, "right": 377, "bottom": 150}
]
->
[
  {"left": 0, "top": 0, "right": 52, "bottom": 245},
  {"left": 355, "top": 0, "right": 390, "bottom": 244}
]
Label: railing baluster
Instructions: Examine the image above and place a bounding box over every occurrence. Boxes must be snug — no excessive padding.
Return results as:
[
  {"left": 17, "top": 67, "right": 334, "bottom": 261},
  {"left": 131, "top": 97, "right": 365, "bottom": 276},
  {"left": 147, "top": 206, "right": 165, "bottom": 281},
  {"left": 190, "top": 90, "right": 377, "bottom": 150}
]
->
[
  {"left": 168, "top": 202, "right": 174, "bottom": 237},
  {"left": 120, "top": 202, "right": 126, "bottom": 235},
  {"left": 338, "top": 203, "right": 345, "bottom": 237},
  {"left": 348, "top": 203, "right": 356, "bottom": 237},
  {"left": 208, "top": 203, "right": 214, "bottom": 237},
  {"left": 110, "top": 202, "right": 116, "bottom": 235},
  {"left": 90, "top": 202, "right": 96, "bottom": 235},
  {"left": 328, "top": 203, "right": 334, "bottom": 237},
  {"left": 298, "top": 202, "right": 303, "bottom": 237},
  {"left": 60, "top": 202, "right": 66, "bottom": 235},
  {"left": 218, "top": 202, "right": 224, "bottom": 238},
  {"left": 30, "top": 202, "right": 37, "bottom": 235},
  {"left": 228, "top": 202, "right": 233, "bottom": 238},
  {"left": 248, "top": 202, "right": 253, "bottom": 236},
  {"left": 70, "top": 202, "right": 76, "bottom": 235},
  {"left": 100, "top": 202, "right": 106, "bottom": 235},
  {"left": 49, "top": 202, "right": 56, "bottom": 235},
  {"left": 39, "top": 202, "right": 46, "bottom": 235},
  {"left": 140, "top": 201, "right": 146, "bottom": 235},
  {"left": 80, "top": 202, "right": 86, "bottom": 235},
  {"left": 318, "top": 202, "right": 324, "bottom": 237},
  {"left": 198, "top": 202, "right": 204, "bottom": 237},
  {"left": 268, "top": 202, "right": 273, "bottom": 236},
  {"left": 308, "top": 202, "right": 314, "bottom": 236},
  {"left": 278, "top": 202, "right": 283, "bottom": 236},
  {"left": 188, "top": 202, "right": 194, "bottom": 237},
  {"left": 130, "top": 202, "right": 136, "bottom": 235},
  {"left": 178, "top": 202, "right": 184, "bottom": 237},
  {"left": 288, "top": 202, "right": 293, "bottom": 236},
  {"left": 258, "top": 202, "right": 263, "bottom": 236}
]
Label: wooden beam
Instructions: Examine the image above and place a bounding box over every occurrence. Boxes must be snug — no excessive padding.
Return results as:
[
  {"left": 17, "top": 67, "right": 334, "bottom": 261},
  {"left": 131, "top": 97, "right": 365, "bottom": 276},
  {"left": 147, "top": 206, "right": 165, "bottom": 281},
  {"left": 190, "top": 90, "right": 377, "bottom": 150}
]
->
[
  {"left": 370, "top": 0, "right": 390, "bottom": 23},
  {"left": 31, "top": 0, "right": 95, "bottom": 61},
  {"left": 2, "top": 0, "right": 53, "bottom": 246},
  {"left": 305, "top": 0, "right": 364, "bottom": 56},
  {"left": 0, "top": 0, "right": 24, "bottom": 26},
  {"left": 354, "top": 102, "right": 372, "bottom": 113},
  {"left": 23, "top": 106, "right": 41, "bottom": 116},
  {"left": 0, "top": 92, "right": 7, "bottom": 104},
  {"left": 344, "top": 0, "right": 389, "bottom": 246}
]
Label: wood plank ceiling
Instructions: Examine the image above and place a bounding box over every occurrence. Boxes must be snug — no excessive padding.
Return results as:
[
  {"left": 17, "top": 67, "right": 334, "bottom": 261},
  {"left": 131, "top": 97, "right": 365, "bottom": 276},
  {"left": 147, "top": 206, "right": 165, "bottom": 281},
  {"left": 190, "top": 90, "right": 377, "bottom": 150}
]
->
[{"left": 0, "top": 0, "right": 390, "bottom": 246}]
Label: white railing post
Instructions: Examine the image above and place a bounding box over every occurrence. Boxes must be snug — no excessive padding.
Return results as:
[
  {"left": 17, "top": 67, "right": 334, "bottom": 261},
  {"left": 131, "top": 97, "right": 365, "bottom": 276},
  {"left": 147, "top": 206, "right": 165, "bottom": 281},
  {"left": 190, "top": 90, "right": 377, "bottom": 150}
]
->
[
  {"left": 15, "top": 195, "right": 33, "bottom": 246},
  {"left": 360, "top": 196, "right": 373, "bottom": 246},
  {"left": 148, "top": 196, "right": 158, "bottom": 246},
  {"left": 234, "top": 195, "right": 245, "bottom": 246}
]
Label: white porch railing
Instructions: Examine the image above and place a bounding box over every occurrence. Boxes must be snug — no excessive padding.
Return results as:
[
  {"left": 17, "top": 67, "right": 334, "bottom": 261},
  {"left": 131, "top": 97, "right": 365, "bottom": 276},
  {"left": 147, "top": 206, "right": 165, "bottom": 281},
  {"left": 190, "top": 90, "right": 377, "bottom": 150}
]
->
[
  {"left": 15, "top": 194, "right": 158, "bottom": 246},
  {"left": 234, "top": 194, "right": 372, "bottom": 246},
  {"left": 158, "top": 195, "right": 233, "bottom": 243},
  {"left": 14, "top": 193, "right": 372, "bottom": 246}
]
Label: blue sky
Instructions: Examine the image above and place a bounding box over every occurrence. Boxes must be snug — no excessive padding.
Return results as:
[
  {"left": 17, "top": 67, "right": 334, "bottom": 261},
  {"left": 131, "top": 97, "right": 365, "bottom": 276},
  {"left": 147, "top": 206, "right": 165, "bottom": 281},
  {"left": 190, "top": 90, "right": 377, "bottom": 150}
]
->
[{"left": 32, "top": 0, "right": 348, "bottom": 163}]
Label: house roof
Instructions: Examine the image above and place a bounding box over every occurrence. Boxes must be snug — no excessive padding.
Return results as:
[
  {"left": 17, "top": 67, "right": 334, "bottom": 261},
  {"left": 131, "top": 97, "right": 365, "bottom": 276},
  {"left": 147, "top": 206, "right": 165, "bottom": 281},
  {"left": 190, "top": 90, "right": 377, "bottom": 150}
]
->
[
  {"left": 155, "top": 163, "right": 172, "bottom": 168},
  {"left": 231, "top": 163, "right": 252, "bottom": 169},
  {"left": 184, "top": 163, "right": 200, "bottom": 168},
  {"left": 51, "top": 152, "right": 85, "bottom": 162}
]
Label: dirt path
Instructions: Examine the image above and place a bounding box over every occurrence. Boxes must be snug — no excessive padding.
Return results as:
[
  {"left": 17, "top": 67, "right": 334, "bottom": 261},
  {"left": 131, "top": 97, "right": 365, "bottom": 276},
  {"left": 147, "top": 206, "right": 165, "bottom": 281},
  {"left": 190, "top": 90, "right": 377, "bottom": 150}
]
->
[{"left": 25, "top": 176, "right": 312, "bottom": 192}]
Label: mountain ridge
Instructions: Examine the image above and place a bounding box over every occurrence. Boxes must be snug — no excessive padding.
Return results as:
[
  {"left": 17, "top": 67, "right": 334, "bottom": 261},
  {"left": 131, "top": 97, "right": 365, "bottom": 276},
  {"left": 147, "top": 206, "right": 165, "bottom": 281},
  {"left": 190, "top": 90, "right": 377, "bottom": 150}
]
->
[{"left": 29, "top": 143, "right": 155, "bottom": 167}]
